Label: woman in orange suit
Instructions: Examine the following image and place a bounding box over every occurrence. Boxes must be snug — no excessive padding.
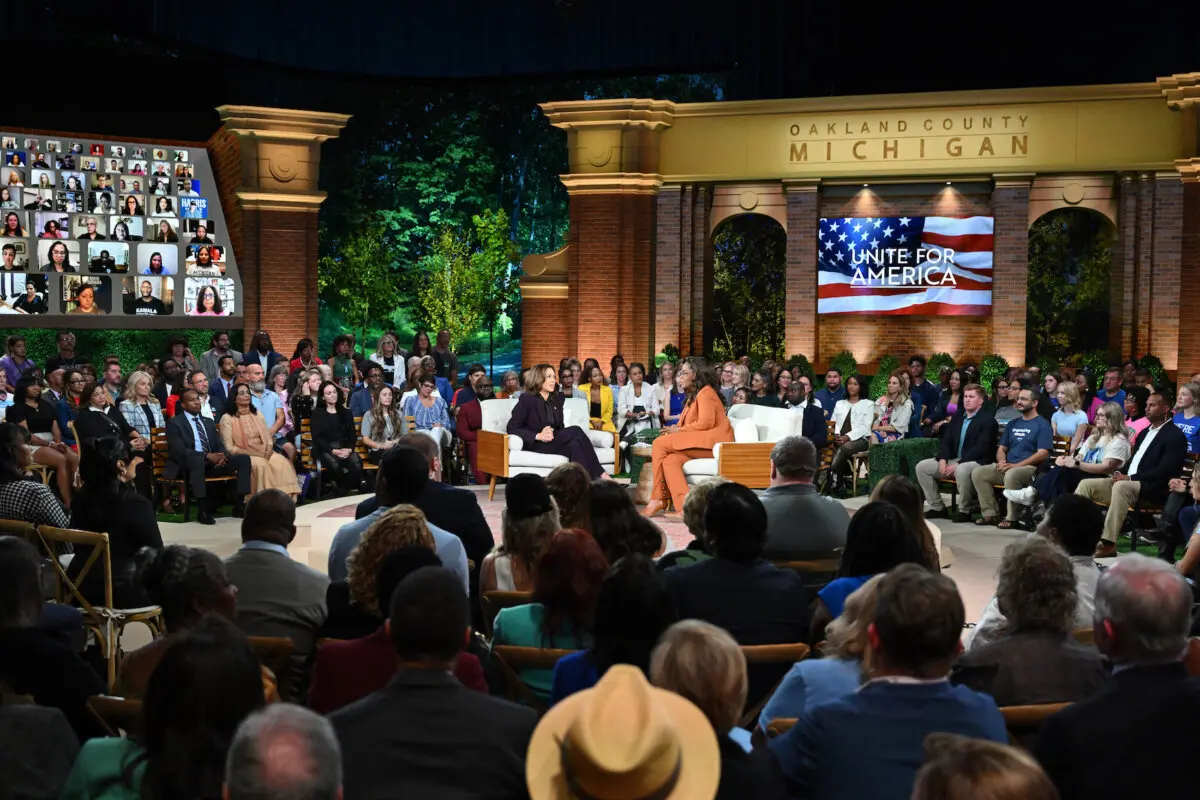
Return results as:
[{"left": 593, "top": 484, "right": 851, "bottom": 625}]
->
[{"left": 643, "top": 356, "right": 734, "bottom": 517}]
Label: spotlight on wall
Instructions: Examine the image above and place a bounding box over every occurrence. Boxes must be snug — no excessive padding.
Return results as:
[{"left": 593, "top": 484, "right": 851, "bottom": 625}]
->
[
  {"left": 946, "top": 181, "right": 952, "bottom": 185},
  {"left": 862, "top": 183, "right": 869, "bottom": 188}
]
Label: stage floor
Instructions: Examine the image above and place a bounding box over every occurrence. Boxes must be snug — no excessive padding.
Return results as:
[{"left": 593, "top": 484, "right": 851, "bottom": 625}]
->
[{"left": 155, "top": 484, "right": 1044, "bottom": 623}]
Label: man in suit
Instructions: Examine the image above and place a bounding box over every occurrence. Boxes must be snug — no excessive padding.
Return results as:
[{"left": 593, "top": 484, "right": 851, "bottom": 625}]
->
[
  {"left": 771, "top": 564, "right": 1007, "bottom": 800},
  {"left": 223, "top": 489, "right": 328, "bottom": 689},
  {"left": 1076, "top": 391, "right": 1188, "bottom": 557},
  {"left": 664, "top": 482, "right": 809, "bottom": 708},
  {"left": 209, "top": 354, "right": 236, "bottom": 414},
  {"left": 760, "top": 435, "right": 849, "bottom": 561},
  {"left": 166, "top": 388, "right": 251, "bottom": 524},
  {"left": 915, "top": 383, "right": 997, "bottom": 522},
  {"left": 786, "top": 380, "right": 828, "bottom": 447},
  {"left": 243, "top": 330, "right": 284, "bottom": 375},
  {"left": 1035, "top": 554, "right": 1200, "bottom": 799},
  {"left": 330, "top": 567, "right": 536, "bottom": 799}
]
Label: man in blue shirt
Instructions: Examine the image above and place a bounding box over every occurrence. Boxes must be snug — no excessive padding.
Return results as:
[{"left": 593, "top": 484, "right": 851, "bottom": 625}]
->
[
  {"left": 1097, "top": 367, "right": 1127, "bottom": 407},
  {"left": 771, "top": 564, "right": 1006, "bottom": 800},
  {"left": 813, "top": 368, "right": 846, "bottom": 420},
  {"left": 245, "top": 362, "right": 294, "bottom": 462},
  {"left": 908, "top": 355, "right": 942, "bottom": 429},
  {"left": 969, "top": 386, "right": 1053, "bottom": 528},
  {"left": 327, "top": 445, "right": 468, "bottom": 593}
]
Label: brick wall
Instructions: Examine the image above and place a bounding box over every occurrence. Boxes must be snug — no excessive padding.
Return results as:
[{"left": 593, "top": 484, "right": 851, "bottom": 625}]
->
[
  {"left": 519, "top": 296, "right": 562, "bottom": 369},
  {"left": 654, "top": 187, "right": 682, "bottom": 356},
  {"left": 1110, "top": 176, "right": 1137, "bottom": 357},
  {"left": 990, "top": 180, "right": 1032, "bottom": 364},
  {"left": 1151, "top": 175, "right": 1183, "bottom": 371},
  {"left": 784, "top": 185, "right": 818, "bottom": 358},
  {"left": 1179, "top": 179, "right": 1200, "bottom": 377},
  {"left": 244, "top": 209, "right": 320, "bottom": 351},
  {"left": 1135, "top": 175, "right": 1156, "bottom": 355}
]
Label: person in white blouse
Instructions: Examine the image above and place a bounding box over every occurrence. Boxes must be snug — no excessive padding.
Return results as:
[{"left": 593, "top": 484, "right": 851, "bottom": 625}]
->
[
  {"left": 826, "top": 375, "right": 875, "bottom": 493},
  {"left": 618, "top": 361, "right": 661, "bottom": 470},
  {"left": 871, "top": 372, "right": 913, "bottom": 443}
]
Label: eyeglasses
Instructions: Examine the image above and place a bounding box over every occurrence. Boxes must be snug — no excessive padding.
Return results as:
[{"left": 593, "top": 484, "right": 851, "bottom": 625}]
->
[{"left": 68, "top": 378, "right": 86, "bottom": 385}]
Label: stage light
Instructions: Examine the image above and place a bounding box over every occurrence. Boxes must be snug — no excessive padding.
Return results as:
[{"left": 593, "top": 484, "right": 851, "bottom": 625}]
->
[
  {"left": 946, "top": 181, "right": 952, "bottom": 185},
  {"left": 862, "top": 183, "right": 868, "bottom": 188}
]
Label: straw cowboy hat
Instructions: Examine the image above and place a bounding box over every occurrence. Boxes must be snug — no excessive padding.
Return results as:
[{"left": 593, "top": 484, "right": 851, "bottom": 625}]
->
[{"left": 526, "top": 664, "right": 720, "bottom": 800}]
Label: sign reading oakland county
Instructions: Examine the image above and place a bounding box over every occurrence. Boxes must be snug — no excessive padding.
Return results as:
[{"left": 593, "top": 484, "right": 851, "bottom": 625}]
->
[{"left": 787, "top": 112, "right": 1030, "bottom": 165}]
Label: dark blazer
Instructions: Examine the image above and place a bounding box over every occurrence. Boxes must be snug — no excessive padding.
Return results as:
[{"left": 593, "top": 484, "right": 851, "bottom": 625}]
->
[
  {"left": 664, "top": 558, "right": 809, "bottom": 707},
  {"left": 356, "top": 481, "right": 492, "bottom": 565},
  {"left": 506, "top": 391, "right": 565, "bottom": 446},
  {"left": 1125, "top": 421, "right": 1188, "bottom": 504},
  {"left": 935, "top": 409, "right": 998, "bottom": 464},
  {"left": 164, "top": 411, "right": 225, "bottom": 478},
  {"left": 73, "top": 405, "right": 134, "bottom": 443},
  {"left": 797, "top": 403, "right": 828, "bottom": 448},
  {"left": 209, "top": 377, "right": 232, "bottom": 415},
  {"left": 1034, "top": 662, "right": 1200, "bottom": 800},
  {"left": 716, "top": 735, "right": 786, "bottom": 800},
  {"left": 951, "top": 630, "right": 1110, "bottom": 708},
  {"left": 330, "top": 668, "right": 537, "bottom": 800},
  {"left": 242, "top": 349, "right": 285, "bottom": 374}
]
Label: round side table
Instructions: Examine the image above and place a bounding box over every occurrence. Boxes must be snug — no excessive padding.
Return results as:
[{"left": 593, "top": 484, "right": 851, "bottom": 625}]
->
[{"left": 630, "top": 443, "right": 654, "bottom": 506}]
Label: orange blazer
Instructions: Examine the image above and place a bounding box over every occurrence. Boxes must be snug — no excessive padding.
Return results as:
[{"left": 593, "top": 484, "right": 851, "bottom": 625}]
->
[{"left": 670, "top": 385, "right": 734, "bottom": 450}]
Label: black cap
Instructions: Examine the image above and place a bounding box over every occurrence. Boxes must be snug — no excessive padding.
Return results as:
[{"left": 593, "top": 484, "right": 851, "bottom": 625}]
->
[{"left": 506, "top": 473, "right": 553, "bottom": 520}]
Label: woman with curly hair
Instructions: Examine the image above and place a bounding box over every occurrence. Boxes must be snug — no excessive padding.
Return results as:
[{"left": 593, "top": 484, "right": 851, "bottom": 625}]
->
[
  {"left": 953, "top": 536, "right": 1108, "bottom": 707},
  {"left": 480, "top": 474, "right": 559, "bottom": 594},
  {"left": 588, "top": 479, "right": 665, "bottom": 563}
]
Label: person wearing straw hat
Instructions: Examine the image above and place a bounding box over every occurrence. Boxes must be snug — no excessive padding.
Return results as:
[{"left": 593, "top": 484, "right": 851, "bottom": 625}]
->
[{"left": 526, "top": 663, "right": 721, "bottom": 800}]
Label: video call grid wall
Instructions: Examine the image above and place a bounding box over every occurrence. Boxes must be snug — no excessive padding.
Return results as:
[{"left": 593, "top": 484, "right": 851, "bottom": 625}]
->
[{"left": 0, "top": 132, "right": 239, "bottom": 322}]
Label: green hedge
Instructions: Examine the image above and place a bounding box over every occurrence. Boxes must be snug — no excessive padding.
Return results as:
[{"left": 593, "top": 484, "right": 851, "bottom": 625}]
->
[
  {"left": 829, "top": 350, "right": 857, "bottom": 378},
  {"left": 870, "top": 355, "right": 900, "bottom": 399},
  {"left": 0, "top": 329, "right": 243, "bottom": 369}
]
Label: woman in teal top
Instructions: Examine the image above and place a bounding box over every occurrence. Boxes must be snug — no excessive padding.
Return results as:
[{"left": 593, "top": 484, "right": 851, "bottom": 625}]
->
[
  {"left": 490, "top": 528, "right": 609, "bottom": 699},
  {"left": 328, "top": 334, "right": 360, "bottom": 392},
  {"left": 62, "top": 617, "right": 265, "bottom": 800}
]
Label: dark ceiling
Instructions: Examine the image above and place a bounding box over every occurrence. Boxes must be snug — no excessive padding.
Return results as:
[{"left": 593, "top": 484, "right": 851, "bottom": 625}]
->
[{"left": 6, "top": 0, "right": 1195, "bottom": 140}]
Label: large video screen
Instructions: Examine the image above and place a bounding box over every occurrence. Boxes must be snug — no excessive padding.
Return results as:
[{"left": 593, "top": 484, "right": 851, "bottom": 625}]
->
[
  {"left": 0, "top": 134, "right": 238, "bottom": 323},
  {"left": 817, "top": 215, "right": 993, "bottom": 316}
]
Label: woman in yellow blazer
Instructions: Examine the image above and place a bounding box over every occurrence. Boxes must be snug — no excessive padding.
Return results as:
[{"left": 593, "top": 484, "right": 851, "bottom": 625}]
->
[
  {"left": 643, "top": 356, "right": 734, "bottom": 517},
  {"left": 584, "top": 365, "right": 617, "bottom": 433}
]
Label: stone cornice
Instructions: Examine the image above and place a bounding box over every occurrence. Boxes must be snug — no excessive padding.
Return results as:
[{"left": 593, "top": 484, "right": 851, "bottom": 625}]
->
[
  {"left": 1158, "top": 73, "right": 1200, "bottom": 110},
  {"left": 216, "top": 105, "right": 352, "bottom": 142},
  {"left": 993, "top": 173, "right": 1036, "bottom": 189},
  {"left": 235, "top": 190, "right": 327, "bottom": 212},
  {"left": 558, "top": 173, "right": 664, "bottom": 195},
  {"left": 1174, "top": 159, "right": 1200, "bottom": 183},
  {"left": 540, "top": 99, "right": 676, "bottom": 131}
]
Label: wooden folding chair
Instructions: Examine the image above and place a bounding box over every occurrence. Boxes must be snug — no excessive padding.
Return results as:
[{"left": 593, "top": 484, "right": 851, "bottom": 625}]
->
[
  {"left": 352, "top": 416, "right": 380, "bottom": 479},
  {"left": 1000, "top": 702, "right": 1070, "bottom": 746},
  {"left": 481, "top": 590, "right": 533, "bottom": 637},
  {"left": 87, "top": 695, "right": 143, "bottom": 737},
  {"left": 26, "top": 463, "right": 54, "bottom": 486},
  {"left": 247, "top": 636, "right": 297, "bottom": 702},
  {"left": 772, "top": 556, "right": 841, "bottom": 594},
  {"left": 766, "top": 717, "right": 797, "bottom": 738},
  {"left": 740, "top": 643, "right": 811, "bottom": 728},
  {"left": 1072, "top": 627, "right": 1094, "bottom": 646},
  {"left": 0, "top": 518, "right": 37, "bottom": 543},
  {"left": 151, "top": 426, "right": 236, "bottom": 522},
  {"left": 35, "top": 525, "right": 163, "bottom": 691},
  {"left": 490, "top": 645, "right": 577, "bottom": 714}
]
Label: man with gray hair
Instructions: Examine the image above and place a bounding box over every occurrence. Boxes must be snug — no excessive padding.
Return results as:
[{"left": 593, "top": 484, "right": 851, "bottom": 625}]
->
[
  {"left": 760, "top": 435, "right": 850, "bottom": 562},
  {"left": 1034, "top": 554, "right": 1200, "bottom": 799},
  {"left": 224, "top": 703, "right": 342, "bottom": 800}
]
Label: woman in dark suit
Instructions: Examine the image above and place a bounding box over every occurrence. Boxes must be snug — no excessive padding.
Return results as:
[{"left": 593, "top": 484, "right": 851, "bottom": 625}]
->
[{"left": 507, "top": 363, "right": 608, "bottom": 480}]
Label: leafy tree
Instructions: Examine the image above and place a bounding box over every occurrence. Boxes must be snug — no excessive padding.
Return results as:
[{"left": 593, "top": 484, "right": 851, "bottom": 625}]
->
[
  {"left": 317, "top": 223, "right": 395, "bottom": 351},
  {"left": 711, "top": 214, "right": 786, "bottom": 362},
  {"left": 1027, "top": 209, "right": 1112, "bottom": 363},
  {"left": 829, "top": 350, "right": 858, "bottom": 378},
  {"left": 980, "top": 354, "right": 1010, "bottom": 389}
]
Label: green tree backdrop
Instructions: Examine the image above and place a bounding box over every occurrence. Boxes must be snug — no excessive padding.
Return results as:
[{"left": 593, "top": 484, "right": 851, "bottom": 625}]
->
[
  {"left": 710, "top": 214, "right": 787, "bottom": 362},
  {"left": 1026, "top": 208, "right": 1113, "bottom": 364}
]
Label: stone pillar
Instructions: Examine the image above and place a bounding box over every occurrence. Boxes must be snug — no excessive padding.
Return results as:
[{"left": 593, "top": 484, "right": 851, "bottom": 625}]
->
[
  {"left": 990, "top": 174, "right": 1034, "bottom": 364},
  {"left": 690, "top": 185, "right": 712, "bottom": 355},
  {"left": 213, "top": 105, "right": 350, "bottom": 349},
  {"left": 1109, "top": 174, "right": 1139, "bottom": 358},
  {"left": 783, "top": 179, "right": 820, "bottom": 359},
  {"left": 654, "top": 184, "right": 683, "bottom": 356},
  {"left": 1160, "top": 73, "right": 1200, "bottom": 376},
  {"left": 1133, "top": 173, "right": 1157, "bottom": 357},
  {"left": 1151, "top": 173, "right": 1183, "bottom": 370}
]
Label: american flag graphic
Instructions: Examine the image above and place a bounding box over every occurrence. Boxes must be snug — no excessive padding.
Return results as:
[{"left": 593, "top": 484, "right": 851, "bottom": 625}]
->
[{"left": 817, "top": 215, "right": 994, "bottom": 316}]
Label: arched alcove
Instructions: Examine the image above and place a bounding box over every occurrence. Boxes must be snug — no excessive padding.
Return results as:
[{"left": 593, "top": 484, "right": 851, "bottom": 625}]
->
[
  {"left": 710, "top": 213, "right": 787, "bottom": 361},
  {"left": 1026, "top": 207, "right": 1115, "bottom": 364}
]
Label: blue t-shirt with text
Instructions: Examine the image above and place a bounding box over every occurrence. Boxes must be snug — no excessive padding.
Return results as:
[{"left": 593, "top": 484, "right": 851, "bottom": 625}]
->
[
  {"left": 1173, "top": 411, "right": 1200, "bottom": 454},
  {"left": 1000, "top": 414, "right": 1053, "bottom": 463}
]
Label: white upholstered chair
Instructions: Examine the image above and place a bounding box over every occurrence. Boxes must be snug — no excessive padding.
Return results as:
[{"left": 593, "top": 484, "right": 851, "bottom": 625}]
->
[{"left": 683, "top": 403, "right": 803, "bottom": 489}]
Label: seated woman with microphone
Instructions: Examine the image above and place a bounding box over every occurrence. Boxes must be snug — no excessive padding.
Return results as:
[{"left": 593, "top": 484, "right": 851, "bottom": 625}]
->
[
  {"left": 642, "top": 357, "right": 733, "bottom": 518},
  {"left": 507, "top": 363, "right": 609, "bottom": 480}
]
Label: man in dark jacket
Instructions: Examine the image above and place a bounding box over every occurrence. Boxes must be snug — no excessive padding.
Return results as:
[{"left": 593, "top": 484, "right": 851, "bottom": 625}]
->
[
  {"left": 165, "top": 389, "right": 251, "bottom": 524},
  {"left": 914, "top": 382, "right": 997, "bottom": 522},
  {"left": 786, "top": 380, "right": 828, "bottom": 447},
  {"left": 1035, "top": 554, "right": 1200, "bottom": 799}
]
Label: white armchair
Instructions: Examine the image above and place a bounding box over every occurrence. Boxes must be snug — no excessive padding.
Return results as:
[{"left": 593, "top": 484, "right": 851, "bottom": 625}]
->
[
  {"left": 477, "top": 397, "right": 618, "bottom": 499},
  {"left": 682, "top": 404, "right": 806, "bottom": 489}
]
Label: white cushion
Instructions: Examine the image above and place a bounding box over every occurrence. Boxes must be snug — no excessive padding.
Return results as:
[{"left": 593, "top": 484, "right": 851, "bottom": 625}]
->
[
  {"left": 733, "top": 418, "right": 760, "bottom": 443},
  {"left": 682, "top": 457, "right": 718, "bottom": 477},
  {"left": 481, "top": 398, "right": 517, "bottom": 434},
  {"left": 728, "top": 403, "right": 799, "bottom": 443},
  {"left": 592, "top": 447, "right": 616, "bottom": 464},
  {"left": 562, "top": 397, "right": 590, "bottom": 430},
  {"left": 584, "top": 429, "right": 613, "bottom": 448},
  {"left": 508, "top": 466, "right": 555, "bottom": 478},
  {"left": 508, "top": 436, "right": 524, "bottom": 451},
  {"left": 509, "top": 450, "right": 569, "bottom": 469}
]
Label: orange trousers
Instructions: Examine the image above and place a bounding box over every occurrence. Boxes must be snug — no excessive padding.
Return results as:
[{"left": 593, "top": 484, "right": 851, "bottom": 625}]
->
[{"left": 650, "top": 434, "right": 714, "bottom": 511}]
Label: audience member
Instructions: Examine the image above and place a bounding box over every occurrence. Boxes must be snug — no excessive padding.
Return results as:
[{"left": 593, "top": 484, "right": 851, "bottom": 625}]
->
[
  {"left": 1013, "top": 400, "right": 1129, "bottom": 510},
  {"left": 825, "top": 374, "right": 873, "bottom": 491},
  {"left": 311, "top": 380, "right": 365, "bottom": 496},
  {"left": 0, "top": 680, "right": 79, "bottom": 799},
  {"left": 969, "top": 387, "right": 1053, "bottom": 528},
  {"left": 871, "top": 474, "right": 941, "bottom": 571},
  {"left": 1034, "top": 554, "right": 1200, "bottom": 799},
  {"left": 224, "top": 704, "right": 341, "bottom": 800},
  {"left": 165, "top": 388, "right": 252, "bottom": 525},
  {"left": 0, "top": 535, "right": 104, "bottom": 739},
  {"left": 664, "top": 482, "right": 809, "bottom": 707},
  {"left": 455, "top": 373, "right": 491, "bottom": 482},
  {"left": 223, "top": 490, "right": 328, "bottom": 687},
  {"left": 587, "top": 478, "right": 665, "bottom": 562},
  {"left": 1076, "top": 391, "right": 1188, "bottom": 557},
  {"left": 656, "top": 474, "right": 728, "bottom": 570},
  {"left": 218, "top": 384, "right": 300, "bottom": 499},
  {"left": 331, "top": 567, "right": 537, "bottom": 798},
  {"left": 952, "top": 537, "right": 1108, "bottom": 710},
  {"left": 9, "top": 372, "right": 78, "bottom": 501},
  {"left": 871, "top": 371, "right": 913, "bottom": 442},
  {"left": 809, "top": 501, "right": 926, "bottom": 642},
  {"left": 913, "top": 733, "right": 1059, "bottom": 800},
  {"left": 64, "top": 617, "right": 266, "bottom": 799},
  {"left": 329, "top": 445, "right": 468, "bottom": 589},
  {"left": 309, "top": 546, "right": 486, "bottom": 714},
  {"left": 68, "top": 436, "right": 163, "bottom": 607},
  {"left": 550, "top": 553, "right": 677, "bottom": 704},
  {"left": 771, "top": 564, "right": 1007, "bottom": 800},
  {"left": 480, "top": 473, "right": 560, "bottom": 594},
  {"left": 1122, "top": 384, "right": 1150, "bottom": 444},
  {"left": 756, "top": 574, "right": 882, "bottom": 742},
  {"left": 760, "top": 436, "right": 850, "bottom": 561},
  {"left": 544, "top": 461, "right": 591, "bottom": 530},
  {"left": 0, "top": 421, "right": 69, "bottom": 528},
  {"left": 491, "top": 528, "right": 607, "bottom": 698},
  {"left": 69, "top": 380, "right": 143, "bottom": 452},
  {"left": 915, "top": 382, "right": 996, "bottom": 521},
  {"left": 815, "top": 367, "right": 847, "bottom": 418},
  {"left": 651, "top": 620, "right": 786, "bottom": 799}
]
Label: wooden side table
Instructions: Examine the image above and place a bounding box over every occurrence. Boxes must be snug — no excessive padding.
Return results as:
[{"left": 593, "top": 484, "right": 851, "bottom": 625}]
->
[{"left": 630, "top": 443, "right": 654, "bottom": 505}]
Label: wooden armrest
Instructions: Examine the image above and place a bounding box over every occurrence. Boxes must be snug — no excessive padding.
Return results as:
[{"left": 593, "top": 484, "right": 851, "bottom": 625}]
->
[
  {"left": 477, "top": 430, "right": 509, "bottom": 479},
  {"left": 717, "top": 442, "right": 775, "bottom": 489}
]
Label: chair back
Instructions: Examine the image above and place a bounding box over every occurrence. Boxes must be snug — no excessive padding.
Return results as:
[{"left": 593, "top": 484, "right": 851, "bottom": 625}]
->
[
  {"left": 490, "top": 645, "right": 577, "bottom": 713},
  {"left": 562, "top": 397, "right": 591, "bottom": 432},
  {"left": 1052, "top": 435, "right": 1072, "bottom": 458},
  {"left": 1000, "top": 702, "right": 1070, "bottom": 744},
  {"left": 772, "top": 555, "right": 842, "bottom": 594},
  {"left": 36, "top": 525, "right": 113, "bottom": 612},
  {"left": 766, "top": 717, "right": 797, "bottom": 738},
  {"left": 299, "top": 419, "right": 316, "bottom": 471},
  {"left": 480, "top": 398, "right": 517, "bottom": 434},
  {"left": 0, "top": 518, "right": 37, "bottom": 543},
  {"left": 1072, "top": 627, "right": 1094, "bottom": 646},
  {"left": 739, "top": 643, "right": 811, "bottom": 728},
  {"left": 150, "top": 427, "right": 171, "bottom": 482},
  {"left": 819, "top": 421, "right": 836, "bottom": 471},
  {"left": 728, "top": 403, "right": 800, "bottom": 443},
  {"left": 68, "top": 421, "right": 80, "bottom": 448},
  {"left": 482, "top": 590, "right": 533, "bottom": 637},
  {"left": 246, "top": 636, "right": 297, "bottom": 701},
  {"left": 87, "top": 695, "right": 142, "bottom": 737}
]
